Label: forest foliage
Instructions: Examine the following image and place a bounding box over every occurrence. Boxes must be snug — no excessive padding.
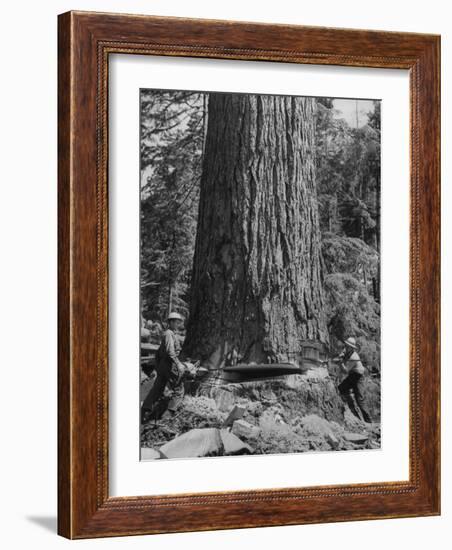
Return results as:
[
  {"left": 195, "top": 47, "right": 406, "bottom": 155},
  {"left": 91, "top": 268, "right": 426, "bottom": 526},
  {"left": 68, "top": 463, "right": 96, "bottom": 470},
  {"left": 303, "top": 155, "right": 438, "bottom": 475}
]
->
[{"left": 140, "top": 91, "right": 381, "bottom": 370}]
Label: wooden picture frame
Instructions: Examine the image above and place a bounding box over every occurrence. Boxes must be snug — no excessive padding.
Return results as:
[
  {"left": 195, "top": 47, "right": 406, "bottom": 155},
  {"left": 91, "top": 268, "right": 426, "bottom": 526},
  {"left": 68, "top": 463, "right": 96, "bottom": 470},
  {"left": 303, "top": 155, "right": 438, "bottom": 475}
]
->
[{"left": 58, "top": 10, "right": 440, "bottom": 539}]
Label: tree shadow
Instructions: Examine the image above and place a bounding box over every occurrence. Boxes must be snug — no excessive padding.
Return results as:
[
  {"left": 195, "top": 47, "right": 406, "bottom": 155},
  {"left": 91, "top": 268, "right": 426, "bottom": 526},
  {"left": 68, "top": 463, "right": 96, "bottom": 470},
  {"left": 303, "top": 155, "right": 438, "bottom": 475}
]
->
[{"left": 26, "top": 516, "right": 57, "bottom": 533}]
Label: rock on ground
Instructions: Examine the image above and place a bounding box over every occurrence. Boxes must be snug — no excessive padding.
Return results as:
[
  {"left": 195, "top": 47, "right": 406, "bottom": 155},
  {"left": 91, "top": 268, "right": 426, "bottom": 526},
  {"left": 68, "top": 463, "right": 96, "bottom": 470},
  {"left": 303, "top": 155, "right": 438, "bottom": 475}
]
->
[
  {"left": 223, "top": 405, "right": 246, "bottom": 427},
  {"left": 343, "top": 432, "right": 369, "bottom": 444},
  {"left": 141, "top": 370, "right": 381, "bottom": 456},
  {"left": 141, "top": 447, "right": 165, "bottom": 460},
  {"left": 220, "top": 429, "right": 253, "bottom": 455},
  {"left": 298, "top": 414, "right": 342, "bottom": 438},
  {"left": 231, "top": 419, "right": 260, "bottom": 439},
  {"left": 159, "top": 428, "right": 223, "bottom": 458}
]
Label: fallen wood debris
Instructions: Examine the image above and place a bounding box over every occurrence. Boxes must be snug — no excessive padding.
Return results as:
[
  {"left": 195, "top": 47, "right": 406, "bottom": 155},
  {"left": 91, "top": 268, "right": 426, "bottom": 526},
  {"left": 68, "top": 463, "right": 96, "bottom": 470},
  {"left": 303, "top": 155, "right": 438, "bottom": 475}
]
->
[
  {"left": 231, "top": 419, "right": 260, "bottom": 440},
  {"left": 145, "top": 427, "right": 254, "bottom": 459},
  {"left": 141, "top": 447, "right": 166, "bottom": 460},
  {"left": 343, "top": 432, "right": 369, "bottom": 444},
  {"left": 159, "top": 428, "right": 222, "bottom": 458},
  {"left": 223, "top": 405, "right": 246, "bottom": 427},
  {"left": 220, "top": 429, "right": 253, "bottom": 455}
]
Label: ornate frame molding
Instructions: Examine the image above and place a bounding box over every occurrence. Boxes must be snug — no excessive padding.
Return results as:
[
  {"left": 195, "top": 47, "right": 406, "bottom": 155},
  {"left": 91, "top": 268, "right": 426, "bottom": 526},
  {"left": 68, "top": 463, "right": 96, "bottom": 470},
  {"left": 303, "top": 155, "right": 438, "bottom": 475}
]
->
[{"left": 58, "top": 11, "right": 440, "bottom": 538}]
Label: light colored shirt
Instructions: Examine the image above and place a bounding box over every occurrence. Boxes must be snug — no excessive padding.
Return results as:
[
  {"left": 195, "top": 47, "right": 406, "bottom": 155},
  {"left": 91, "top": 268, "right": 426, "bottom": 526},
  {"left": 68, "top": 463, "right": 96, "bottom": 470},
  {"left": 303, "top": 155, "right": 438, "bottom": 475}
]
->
[
  {"left": 338, "top": 349, "right": 365, "bottom": 375},
  {"left": 158, "top": 329, "right": 184, "bottom": 370}
]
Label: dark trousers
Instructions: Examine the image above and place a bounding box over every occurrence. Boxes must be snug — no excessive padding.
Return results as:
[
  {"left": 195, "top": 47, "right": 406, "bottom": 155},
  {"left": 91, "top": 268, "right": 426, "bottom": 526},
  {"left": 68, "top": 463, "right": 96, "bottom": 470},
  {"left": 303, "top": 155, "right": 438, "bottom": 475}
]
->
[
  {"left": 338, "top": 371, "right": 372, "bottom": 423},
  {"left": 142, "top": 361, "right": 184, "bottom": 414}
]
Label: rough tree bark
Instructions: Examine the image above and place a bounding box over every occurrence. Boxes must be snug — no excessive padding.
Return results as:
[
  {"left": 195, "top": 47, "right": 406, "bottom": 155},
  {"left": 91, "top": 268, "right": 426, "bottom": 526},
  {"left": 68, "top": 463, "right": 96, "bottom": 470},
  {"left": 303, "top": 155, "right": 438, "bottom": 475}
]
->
[{"left": 183, "top": 93, "right": 328, "bottom": 368}]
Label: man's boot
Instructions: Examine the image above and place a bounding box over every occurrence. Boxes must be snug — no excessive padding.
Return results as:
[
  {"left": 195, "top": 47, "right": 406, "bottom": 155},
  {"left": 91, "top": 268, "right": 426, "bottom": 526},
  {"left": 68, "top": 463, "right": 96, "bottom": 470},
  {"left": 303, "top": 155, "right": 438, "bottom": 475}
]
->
[{"left": 141, "top": 407, "right": 153, "bottom": 424}]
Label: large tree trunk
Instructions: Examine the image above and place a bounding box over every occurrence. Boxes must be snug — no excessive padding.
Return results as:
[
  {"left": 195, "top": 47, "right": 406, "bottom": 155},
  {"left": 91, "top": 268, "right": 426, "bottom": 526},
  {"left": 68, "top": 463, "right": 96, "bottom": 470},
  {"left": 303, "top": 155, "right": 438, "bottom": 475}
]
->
[{"left": 183, "top": 93, "right": 327, "bottom": 368}]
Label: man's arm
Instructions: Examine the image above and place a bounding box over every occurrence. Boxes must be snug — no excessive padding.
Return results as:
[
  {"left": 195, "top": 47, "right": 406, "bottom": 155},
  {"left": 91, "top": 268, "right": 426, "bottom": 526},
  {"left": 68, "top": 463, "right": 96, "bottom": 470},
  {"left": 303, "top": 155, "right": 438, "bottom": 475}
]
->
[
  {"left": 332, "top": 349, "right": 348, "bottom": 373},
  {"left": 340, "top": 362, "right": 349, "bottom": 374},
  {"left": 332, "top": 349, "right": 345, "bottom": 362}
]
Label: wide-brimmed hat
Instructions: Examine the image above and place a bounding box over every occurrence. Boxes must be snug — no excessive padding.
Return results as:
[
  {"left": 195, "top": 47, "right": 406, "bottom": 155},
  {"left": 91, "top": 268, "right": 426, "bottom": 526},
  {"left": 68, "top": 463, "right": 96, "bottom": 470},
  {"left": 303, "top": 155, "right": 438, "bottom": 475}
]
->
[
  {"left": 344, "top": 337, "right": 358, "bottom": 349},
  {"left": 167, "top": 312, "right": 184, "bottom": 321}
]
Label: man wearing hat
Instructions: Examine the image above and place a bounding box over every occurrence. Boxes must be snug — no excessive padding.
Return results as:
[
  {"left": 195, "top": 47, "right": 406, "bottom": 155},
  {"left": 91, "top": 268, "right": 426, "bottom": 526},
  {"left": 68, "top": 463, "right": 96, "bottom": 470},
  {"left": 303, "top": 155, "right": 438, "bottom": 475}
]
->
[
  {"left": 141, "top": 312, "right": 186, "bottom": 422},
  {"left": 333, "top": 337, "right": 372, "bottom": 423}
]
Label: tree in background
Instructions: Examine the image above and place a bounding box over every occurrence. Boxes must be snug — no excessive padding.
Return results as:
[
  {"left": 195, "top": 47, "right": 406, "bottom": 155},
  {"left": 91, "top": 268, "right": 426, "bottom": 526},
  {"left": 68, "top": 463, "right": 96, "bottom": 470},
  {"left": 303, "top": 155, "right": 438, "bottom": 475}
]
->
[
  {"left": 140, "top": 91, "right": 205, "bottom": 323},
  {"left": 315, "top": 99, "right": 380, "bottom": 250},
  {"left": 315, "top": 99, "right": 381, "bottom": 368}
]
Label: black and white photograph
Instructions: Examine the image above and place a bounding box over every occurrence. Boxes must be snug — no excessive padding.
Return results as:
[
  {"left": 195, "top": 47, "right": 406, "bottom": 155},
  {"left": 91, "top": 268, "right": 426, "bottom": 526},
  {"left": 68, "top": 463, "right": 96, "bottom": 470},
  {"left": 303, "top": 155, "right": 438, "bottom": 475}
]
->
[
  {"left": 0, "top": 0, "right": 445, "bottom": 544},
  {"left": 139, "top": 89, "right": 382, "bottom": 460}
]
